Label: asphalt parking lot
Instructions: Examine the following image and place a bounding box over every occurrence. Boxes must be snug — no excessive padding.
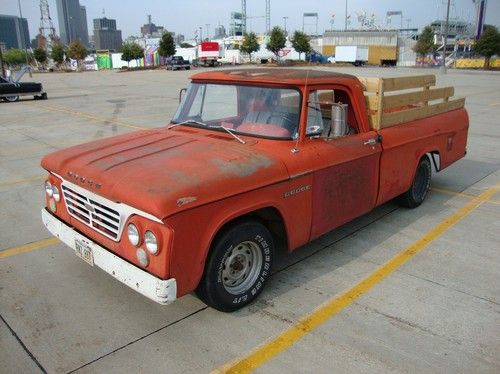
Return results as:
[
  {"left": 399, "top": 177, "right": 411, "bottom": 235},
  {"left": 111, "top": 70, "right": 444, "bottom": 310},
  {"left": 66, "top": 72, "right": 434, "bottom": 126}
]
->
[{"left": 1, "top": 65, "right": 499, "bottom": 374}]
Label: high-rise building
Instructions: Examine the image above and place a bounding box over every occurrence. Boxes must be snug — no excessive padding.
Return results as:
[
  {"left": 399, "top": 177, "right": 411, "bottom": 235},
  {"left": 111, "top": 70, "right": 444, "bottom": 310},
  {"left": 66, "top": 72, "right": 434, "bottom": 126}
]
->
[
  {"left": 55, "top": 0, "right": 89, "bottom": 46},
  {"left": 93, "top": 17, "right": 122, "bottom": 51},
  {"left": 214, "top": 25, "right": 226, "bottom": 39},
  {"left": 0, "top": 15, "right": 30, "bottom": 49},
  {"left": 140, "top": 15, "right": 165, "bottom": 38}
]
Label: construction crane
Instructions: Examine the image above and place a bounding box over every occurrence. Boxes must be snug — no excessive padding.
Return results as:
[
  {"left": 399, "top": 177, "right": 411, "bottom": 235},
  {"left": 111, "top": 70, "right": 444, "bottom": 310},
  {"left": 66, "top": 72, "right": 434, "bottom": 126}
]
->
[
  {"left": 241, "top": 0, "right": 271, "bottom": 34},
  {"left": 38, "top": 0, "right": 56, "bottom": 53}
]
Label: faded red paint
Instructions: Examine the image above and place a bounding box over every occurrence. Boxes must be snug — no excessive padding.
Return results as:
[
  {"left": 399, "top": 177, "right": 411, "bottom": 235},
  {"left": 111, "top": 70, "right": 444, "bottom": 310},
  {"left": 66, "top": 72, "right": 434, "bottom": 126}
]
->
[{"left": 41, "top": 69, "right": 468, "bottom": 299}]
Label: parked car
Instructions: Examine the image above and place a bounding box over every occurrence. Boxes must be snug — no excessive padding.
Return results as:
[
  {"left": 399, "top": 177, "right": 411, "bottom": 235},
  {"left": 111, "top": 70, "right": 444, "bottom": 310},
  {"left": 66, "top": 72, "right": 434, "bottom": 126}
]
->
[
  {"left": 0, "top": 76, "right": 47, "bottom": 102},
  {"left": 165, "top": 56, "right": 191, "bottom": 71},
  {"left": 41, "top": 69, "right": 468, "bottom": 312}
]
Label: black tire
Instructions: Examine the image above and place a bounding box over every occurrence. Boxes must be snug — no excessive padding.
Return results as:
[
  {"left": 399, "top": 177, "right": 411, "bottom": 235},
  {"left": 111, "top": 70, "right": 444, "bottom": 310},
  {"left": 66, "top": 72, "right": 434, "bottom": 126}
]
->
[
  {"left": 4, "top": 95, "right": 19, "bottom": 102},
  {"left": 398, "top": 156, "right": 432, "bottom": 208},
  {"left": 196, "top": 220, "right": 274, "bottom": 312}
]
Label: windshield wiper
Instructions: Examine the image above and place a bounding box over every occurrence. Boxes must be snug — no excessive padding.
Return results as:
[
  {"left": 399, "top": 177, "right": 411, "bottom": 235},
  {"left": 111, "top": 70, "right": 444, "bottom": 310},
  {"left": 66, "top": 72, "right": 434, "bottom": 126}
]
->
[
  {"left": 219, "top": 125, "right": 246, "bottom": 144},
  {"left": 168, "top": 119, "right": 209, "bottom": 129},
  {"left": 169, "top": 120, "right": 246, "bottom": 144}
]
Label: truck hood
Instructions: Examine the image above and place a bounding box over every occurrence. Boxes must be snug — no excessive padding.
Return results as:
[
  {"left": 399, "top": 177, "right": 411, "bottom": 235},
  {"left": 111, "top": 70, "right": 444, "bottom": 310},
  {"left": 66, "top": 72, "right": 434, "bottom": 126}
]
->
[{"left": 41, "top": 128, "right": 288, "bottom": 219}]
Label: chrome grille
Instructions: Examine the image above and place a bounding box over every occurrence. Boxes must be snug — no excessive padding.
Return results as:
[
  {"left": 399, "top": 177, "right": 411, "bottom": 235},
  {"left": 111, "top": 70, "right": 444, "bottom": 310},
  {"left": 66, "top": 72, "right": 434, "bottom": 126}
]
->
[{"left": 62, "top": 185, "right": 121, "bottom": 240}]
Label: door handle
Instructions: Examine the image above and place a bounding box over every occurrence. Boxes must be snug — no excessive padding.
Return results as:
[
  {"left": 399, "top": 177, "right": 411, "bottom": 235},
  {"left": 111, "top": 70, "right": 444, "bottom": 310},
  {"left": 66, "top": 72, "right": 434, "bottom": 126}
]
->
[{"left": 363, "top": 135, "right": 382, "bottom": 146}]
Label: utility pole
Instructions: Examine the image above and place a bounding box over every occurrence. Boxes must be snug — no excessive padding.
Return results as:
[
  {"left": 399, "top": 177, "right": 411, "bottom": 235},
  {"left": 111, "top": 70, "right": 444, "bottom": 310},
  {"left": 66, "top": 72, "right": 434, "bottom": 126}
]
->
[{"left": 441, "top": 0, "right": 451, "bottom": 74}]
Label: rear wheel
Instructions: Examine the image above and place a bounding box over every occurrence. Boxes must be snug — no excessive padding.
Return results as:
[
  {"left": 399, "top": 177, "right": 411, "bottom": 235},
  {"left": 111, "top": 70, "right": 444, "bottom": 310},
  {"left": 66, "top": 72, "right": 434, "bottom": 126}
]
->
[
  {"left": 196, "top": 220, "right": 273, "bottom": 312},
  {"left": 398, "top": 156, "right": 432, "bottom": 208},
  {"left": 4, "top": 96, "right": 19, "bottom": 102}
]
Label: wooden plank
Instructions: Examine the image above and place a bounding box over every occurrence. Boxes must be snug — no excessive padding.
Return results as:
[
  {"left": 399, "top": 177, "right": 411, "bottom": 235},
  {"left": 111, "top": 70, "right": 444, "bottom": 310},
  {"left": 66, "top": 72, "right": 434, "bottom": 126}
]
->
[
  {"left": 374, "top": 79, "right": 384, "bottom": 130},
  {"left": 358, "top": 77, "right": 380, "bottom": 92},
  {"left": 380, "top": 98, "right": 465, "bottom": 128},
  {"left": 382, "top": 87, "right": 454, "bottom": 110},
  {"left": 368, "top": 114, "right": 378, "bottom": 129},
  {"left": 365, "top": 95, "right": 378, "bottom": 110},
  {"left": 381, "top": 75, "right": 436, "bottom": 92}
]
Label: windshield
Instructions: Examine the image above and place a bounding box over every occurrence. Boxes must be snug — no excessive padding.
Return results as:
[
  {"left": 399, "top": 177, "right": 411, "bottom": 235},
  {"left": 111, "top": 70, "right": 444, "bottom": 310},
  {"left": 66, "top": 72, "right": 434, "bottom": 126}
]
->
[{"left": 172, "top": 83, "right": 301, "bottom": 139}]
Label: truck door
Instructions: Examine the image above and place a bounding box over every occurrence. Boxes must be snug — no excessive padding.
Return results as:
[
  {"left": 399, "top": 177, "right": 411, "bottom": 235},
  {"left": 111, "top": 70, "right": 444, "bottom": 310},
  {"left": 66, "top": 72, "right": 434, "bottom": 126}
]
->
[{"left": 306, "top": 88, "right": 382, "bottom": 240}]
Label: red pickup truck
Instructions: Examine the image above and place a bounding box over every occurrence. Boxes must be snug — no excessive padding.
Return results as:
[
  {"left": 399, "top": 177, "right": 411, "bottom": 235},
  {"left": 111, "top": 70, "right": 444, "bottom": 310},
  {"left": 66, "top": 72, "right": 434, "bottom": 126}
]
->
[{"left": 41, "top": 69, "right": 468, "bottom": 312}]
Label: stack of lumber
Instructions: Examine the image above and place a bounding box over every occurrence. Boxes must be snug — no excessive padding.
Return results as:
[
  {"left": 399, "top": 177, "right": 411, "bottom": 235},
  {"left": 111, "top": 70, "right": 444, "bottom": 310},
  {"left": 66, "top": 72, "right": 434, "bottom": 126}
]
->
[{"left": 358, "top": 75, "right": 465, "bottom": 130}]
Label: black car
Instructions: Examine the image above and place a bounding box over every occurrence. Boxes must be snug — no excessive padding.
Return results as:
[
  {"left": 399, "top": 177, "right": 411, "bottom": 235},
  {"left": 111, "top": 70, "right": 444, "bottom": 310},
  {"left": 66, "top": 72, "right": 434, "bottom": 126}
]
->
[{"left": 0, "top": 76, "right": 47, "bottom": 102}]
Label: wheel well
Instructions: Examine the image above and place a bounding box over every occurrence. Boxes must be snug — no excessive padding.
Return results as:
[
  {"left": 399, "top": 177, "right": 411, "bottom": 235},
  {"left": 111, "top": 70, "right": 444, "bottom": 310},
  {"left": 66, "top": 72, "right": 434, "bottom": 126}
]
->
[{"left": 211, "top": 207, "right": 288, "bottom": 255}]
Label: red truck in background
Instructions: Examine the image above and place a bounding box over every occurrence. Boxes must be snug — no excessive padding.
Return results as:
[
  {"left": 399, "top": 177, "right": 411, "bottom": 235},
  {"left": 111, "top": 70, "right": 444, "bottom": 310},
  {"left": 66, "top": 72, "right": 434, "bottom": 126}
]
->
[
  {"left": 196, "top": 41, "right": 220, "bottom": 67},
  {"left": 41, "top": 69, "right": 468, "bottom": 312}
]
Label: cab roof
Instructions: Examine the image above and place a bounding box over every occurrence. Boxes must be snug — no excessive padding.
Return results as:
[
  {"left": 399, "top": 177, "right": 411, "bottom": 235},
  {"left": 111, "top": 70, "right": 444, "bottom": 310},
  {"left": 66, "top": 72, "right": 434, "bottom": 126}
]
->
[{"left": 190, "top": 68, "right": 360, "bottom": 86}]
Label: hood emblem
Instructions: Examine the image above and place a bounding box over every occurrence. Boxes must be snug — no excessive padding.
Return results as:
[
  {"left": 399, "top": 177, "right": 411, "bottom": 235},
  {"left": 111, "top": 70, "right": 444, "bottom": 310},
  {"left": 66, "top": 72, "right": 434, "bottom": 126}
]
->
[{"left": 67, "top": 171, "right": 102, "bottom": 189}]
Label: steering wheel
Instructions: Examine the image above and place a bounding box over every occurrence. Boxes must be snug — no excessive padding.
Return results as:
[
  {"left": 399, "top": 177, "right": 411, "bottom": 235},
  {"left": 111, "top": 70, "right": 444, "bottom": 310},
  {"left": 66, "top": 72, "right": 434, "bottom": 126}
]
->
[{"left": 266, "top": 113, "right": 295, "bottom": 128}]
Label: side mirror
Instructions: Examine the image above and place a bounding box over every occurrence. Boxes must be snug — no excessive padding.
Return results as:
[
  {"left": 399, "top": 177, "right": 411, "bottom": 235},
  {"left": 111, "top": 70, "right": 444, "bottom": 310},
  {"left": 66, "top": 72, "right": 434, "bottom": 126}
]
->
[
  {"left": 179, "top": 88, "right": 187, "bottom": 103},
  {"left": 329, "top": 103, "right": 348, "bottom": 139}
]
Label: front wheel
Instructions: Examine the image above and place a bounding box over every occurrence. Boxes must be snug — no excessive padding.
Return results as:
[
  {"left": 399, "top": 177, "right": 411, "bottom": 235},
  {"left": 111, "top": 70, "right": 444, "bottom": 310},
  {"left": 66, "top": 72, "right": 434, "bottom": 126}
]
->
[
  {"left": 398, "top": 156, "right": 432, "bottom": 208},
  {"left": 196, "top": 220, "right": 274, "bottom": 312}
]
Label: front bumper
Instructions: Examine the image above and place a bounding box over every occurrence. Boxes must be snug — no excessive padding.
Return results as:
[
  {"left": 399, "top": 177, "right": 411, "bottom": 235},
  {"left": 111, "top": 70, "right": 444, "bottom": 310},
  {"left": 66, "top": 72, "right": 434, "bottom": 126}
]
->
[{"left": 41, "top": 208, "right": 177, "bottom": 305}]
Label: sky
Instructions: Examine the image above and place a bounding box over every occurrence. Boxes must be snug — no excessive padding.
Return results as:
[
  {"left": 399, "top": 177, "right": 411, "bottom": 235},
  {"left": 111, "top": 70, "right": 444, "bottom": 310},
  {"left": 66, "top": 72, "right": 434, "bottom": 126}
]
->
[{"left": 1, "top": 0, "right": 499, "bottom": 41}]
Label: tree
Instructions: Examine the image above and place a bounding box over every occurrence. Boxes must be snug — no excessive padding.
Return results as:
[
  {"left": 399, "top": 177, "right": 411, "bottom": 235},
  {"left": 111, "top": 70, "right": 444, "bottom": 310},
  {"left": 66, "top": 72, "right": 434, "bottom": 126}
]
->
[
  {"left": 67, "top": 39, "right": 88, "bottom": 69},
  {"left": 266, "top": 26, "right": 287, "bottom": 61},
  {"left": 413, "top": 26, "right": 435, "bottom": 57},
  {"left": 240, "top": 32, "right": 260, "bottom": 62},
  {"left": 121, "top": 42, "right": 144, "bottom": 67},
  {"left": 158, "top": 31, "right": 176, "bottom": 58},
  {"left": 291, "top": 31, "right": 311, "bottom": 60},
  {"left": 51, "top": 43, "right": 65, "bottom": 66},
  {"left": 33, "top": 48, "right": 48, "bottom": 66},
  {"left": 3, "top": 48, "right": 31, "bottom": 66},
  {"left": 474, "top": 25, "right": 500, "bottom": 70}
]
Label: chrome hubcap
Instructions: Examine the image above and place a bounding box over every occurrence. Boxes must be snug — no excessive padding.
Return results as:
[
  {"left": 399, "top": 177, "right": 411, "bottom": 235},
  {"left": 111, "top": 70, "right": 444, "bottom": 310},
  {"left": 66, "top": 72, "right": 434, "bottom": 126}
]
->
[{"left": 222, "top": 241, "right": 262, "bottom": 295}]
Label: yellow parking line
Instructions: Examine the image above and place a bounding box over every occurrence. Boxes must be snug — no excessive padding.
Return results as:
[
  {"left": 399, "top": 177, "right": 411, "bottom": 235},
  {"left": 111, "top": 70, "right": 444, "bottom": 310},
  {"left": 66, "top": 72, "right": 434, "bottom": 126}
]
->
[
  {"left": 0, "top": 175, "right": 45, "bottom": 188},
  {"left": 0, "top": 237, "right": 59, "bottom": 259},
  {"left": 431, "top": 187, "right": 500, "bottom": 205},
  {"left": 30, "top": 103, "right": 146, "bottom": 130},
  {"left": 215, "top": 184, "right": 499, "bottom": 374}
]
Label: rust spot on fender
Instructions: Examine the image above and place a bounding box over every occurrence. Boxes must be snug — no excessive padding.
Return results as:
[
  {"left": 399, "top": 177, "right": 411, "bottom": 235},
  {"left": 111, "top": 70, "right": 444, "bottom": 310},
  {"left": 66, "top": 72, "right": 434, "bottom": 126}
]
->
[
  {"left": 211, "top": 154, "right": 273, "bottom": 177},
  {"left": 177, "top": 196, "right": 197, "bottom": 207}
]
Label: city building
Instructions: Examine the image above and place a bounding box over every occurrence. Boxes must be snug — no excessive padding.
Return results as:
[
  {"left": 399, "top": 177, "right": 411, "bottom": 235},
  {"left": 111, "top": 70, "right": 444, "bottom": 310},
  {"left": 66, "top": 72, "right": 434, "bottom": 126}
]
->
[
  {"left": 0, "top": 14, "right": 30, "bottom": 49},
  {"left": 93, "top": 17, "right": 122, "bottom": 51},
  {"left": 141, "top": 15, "right": 165, "bottom": 38},
  {"left": 214, "top": 25, "right": 227, "bottom": 39},
  {"left": 174, "top": 34, "right": 185, "bottom": 45},
  {"left": 55, "top": 0, "right": 89, "bottom": 46},
  {"left": 229, "top": 12, "right": 244, "bottom": 36}
]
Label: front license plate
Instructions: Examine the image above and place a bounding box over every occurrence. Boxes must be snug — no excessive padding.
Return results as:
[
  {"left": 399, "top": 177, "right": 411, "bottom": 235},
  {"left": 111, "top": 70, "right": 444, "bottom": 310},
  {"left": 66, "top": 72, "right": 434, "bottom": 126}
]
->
[{"left": 74, "top": 238, "right": 94, "bottom": 266}]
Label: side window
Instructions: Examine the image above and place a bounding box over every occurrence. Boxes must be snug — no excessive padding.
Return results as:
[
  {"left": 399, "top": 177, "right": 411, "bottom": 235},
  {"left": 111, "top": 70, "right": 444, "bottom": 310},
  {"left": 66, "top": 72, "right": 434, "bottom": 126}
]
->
[
  {"left": 306, "top": 89, "right": 359, "bottom": 137},
  {"left": 306, "top": 90, "right": 335, "bottom": 136}
]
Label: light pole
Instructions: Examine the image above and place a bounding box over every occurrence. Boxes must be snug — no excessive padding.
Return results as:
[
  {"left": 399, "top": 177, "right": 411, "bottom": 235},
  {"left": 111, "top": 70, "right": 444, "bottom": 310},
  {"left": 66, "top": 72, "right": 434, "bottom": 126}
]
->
[
  {"left": 206, "top": 24, "right": 210, "bottom": 41},
  {"left": 17, "top": 0, "right": 31, "bottom": 75},
  {"left": 441, "top": 0, "right": 451, "bottom": 74},
  {"left": 283, "top": 16, "right": 288, "bottom": 34},
  {"left": 344, "top": 0, "right": 348, "bottom": 31}
]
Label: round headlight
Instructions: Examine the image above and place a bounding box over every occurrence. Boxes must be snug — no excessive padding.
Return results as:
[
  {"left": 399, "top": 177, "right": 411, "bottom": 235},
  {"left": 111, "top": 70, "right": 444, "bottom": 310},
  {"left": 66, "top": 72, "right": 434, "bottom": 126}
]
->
[
  {"left": 127, "top": 224, "right": 140, "bottom": 246},
  {"left": 52, "top": 185, "right": 60, "bottom": 202},
  {"left": 136, "top": 248, "right": 149, "bottom": 267},
  {"left": 45, "top": 181, "right": 53, "bottom": 197},
  {"left": 144, "top": 231, "right": 158, "bottom": 255}
]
